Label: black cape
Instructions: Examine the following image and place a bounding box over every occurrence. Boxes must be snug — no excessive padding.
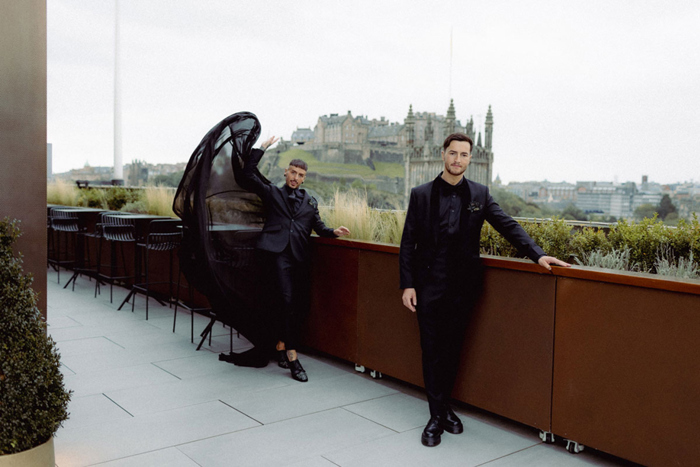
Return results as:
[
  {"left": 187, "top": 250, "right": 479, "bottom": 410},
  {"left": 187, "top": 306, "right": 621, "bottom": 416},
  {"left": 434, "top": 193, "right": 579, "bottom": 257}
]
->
[{"left": 173, "top": 111, "right": 273, "bottom": 348}]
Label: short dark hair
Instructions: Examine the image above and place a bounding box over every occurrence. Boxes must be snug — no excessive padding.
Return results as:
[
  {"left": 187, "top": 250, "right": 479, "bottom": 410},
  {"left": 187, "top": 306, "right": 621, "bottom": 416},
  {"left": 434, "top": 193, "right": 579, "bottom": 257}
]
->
[
  {"left": 442, "top": 133, "right": 473, "bottom": 152},
  {"left": 289, "top": 159, "right": 308, "bottom": 171}
]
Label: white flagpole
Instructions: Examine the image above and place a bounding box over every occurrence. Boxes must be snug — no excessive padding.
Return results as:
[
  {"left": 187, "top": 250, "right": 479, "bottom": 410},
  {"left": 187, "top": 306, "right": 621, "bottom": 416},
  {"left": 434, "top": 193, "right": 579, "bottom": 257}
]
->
[{"left": 113, "top": 0, "right": 123, "bottom": 184}]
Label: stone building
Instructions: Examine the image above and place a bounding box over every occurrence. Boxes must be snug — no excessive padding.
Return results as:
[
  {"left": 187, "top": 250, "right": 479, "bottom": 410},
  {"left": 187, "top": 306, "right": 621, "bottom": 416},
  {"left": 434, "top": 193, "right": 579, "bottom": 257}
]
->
[{"left": 302, "top": 101, "right": 495, "bottom": 207}]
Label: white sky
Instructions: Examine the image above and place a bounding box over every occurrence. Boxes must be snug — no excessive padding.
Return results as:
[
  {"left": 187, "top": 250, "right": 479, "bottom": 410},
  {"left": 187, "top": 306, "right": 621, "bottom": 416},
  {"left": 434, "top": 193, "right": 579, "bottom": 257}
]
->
[{"left": 47, "top": 0, "right": 700, "bottom": 185}]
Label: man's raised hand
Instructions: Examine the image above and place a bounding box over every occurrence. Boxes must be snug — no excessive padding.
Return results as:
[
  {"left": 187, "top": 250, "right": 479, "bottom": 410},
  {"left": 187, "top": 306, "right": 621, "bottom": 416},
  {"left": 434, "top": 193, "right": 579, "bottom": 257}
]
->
[{"left": 261, "top": 136, "right": 279, "bottom": 150}]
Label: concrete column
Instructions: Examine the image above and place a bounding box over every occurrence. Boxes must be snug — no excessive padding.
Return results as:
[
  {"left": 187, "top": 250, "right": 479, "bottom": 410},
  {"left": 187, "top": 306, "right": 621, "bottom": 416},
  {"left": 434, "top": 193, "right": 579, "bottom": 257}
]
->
[{"left": 0, "top": 0, "right": 47, "bottom": 315}]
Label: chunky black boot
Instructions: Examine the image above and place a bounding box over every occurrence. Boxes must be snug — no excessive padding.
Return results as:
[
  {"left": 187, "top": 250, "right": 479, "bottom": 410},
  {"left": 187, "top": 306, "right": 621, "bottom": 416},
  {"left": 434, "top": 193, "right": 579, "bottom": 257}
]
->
[
  {"left": 440, "top": 406, "right": 463, "bottom": 434},
  {"left": 421, "top": 416, "right": 444, "bottom": 447}
]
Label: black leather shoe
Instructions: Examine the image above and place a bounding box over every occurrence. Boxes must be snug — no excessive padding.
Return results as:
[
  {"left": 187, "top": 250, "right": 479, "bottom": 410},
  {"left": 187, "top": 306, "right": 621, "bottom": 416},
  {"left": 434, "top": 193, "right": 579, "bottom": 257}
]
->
[
  {"left": 277, "top": 350, "right": 289, "bottom": 369},
  {"left": 219, "top": 347, "right": 268, "bottom": 368},
  {"left": 421, "top": 416, "right": 443, "bottom": 447},
  {"left": 440, "top": 406, "right": 463, "bottom": 434},
  {"left": 288, "top": 359, "right": 308, "bottom": 382}
]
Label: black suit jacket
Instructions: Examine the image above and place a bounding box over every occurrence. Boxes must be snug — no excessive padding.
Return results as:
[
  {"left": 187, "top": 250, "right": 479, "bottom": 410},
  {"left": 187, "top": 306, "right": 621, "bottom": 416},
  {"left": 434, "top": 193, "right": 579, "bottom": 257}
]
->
[
  {"left": 239, "top": 149, "right": 337, "bottom": 262},
  {"left": 399, "top": 174, "right": 545, "bottom": 290}
]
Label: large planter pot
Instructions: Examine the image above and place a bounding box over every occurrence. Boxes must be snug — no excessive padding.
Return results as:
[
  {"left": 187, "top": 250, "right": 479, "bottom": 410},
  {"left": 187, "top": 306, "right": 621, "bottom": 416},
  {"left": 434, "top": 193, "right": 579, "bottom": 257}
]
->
[{"left": 0, "top": 437, "right": 54, "bottom": 467}]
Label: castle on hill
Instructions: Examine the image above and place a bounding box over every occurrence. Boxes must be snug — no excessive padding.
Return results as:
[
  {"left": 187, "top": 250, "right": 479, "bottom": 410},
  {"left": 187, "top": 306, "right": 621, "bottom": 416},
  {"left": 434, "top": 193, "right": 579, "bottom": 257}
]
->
[{"left": 289, "top": 101, "right": 494, "bottom": 204}]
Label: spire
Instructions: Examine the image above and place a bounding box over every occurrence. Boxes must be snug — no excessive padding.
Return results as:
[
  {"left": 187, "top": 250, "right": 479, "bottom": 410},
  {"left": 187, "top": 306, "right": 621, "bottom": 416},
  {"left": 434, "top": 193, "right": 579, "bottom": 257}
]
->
[
  {"left": 445, "top": 99, "right": 456, "bottom": 136},
  {"left": 477, "top": 131, "right": 482, "bottom": 147},
  {"left": 424, "top": 113, "right": 434, "bottom": 143},
  {"left": 405, "top": 104, "right": 415, "bottom": 147},
  {"left": 466, "top": 115, "right": 474, "bottom": 139},
  {"left": 484, "top": 105, "right": 493, "bottom": 150},
  {"left": 405, "top": 104, "right": 415, "bottom": 124}
]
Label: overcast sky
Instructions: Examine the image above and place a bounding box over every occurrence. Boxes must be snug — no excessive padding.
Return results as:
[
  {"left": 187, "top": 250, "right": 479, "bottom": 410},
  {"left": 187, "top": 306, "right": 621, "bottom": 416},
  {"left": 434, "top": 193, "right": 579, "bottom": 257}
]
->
[{"left": 47, "top": 0, "right": 700, "bottom": 185}]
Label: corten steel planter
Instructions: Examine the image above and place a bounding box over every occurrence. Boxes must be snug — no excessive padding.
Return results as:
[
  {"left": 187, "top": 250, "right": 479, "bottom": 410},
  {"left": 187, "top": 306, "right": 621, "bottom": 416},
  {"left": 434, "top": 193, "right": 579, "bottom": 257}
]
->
[
  {"left": 452, "top": 258, "right": 556, "bottom": 430},
  {"left": 306, "top": 236, "right": 700, "bottom": 466},
  {"left": 304, "top": 242, "right": 360, "bottom": 362},
  {"left": 551, "top": 268, "right": 700, "bottom": 467}
]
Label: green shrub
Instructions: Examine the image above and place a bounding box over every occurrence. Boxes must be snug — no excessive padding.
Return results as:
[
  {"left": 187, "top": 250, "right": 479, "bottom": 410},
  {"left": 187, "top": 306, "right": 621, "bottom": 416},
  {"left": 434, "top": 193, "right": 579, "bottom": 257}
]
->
[
  {"left": 665, "top": 215, "right": 700, "bottom": 262},
  {"left": 76, "top": 188, "right": 108, "bottom": 209},
  {"left": 105, "top": 187, "right": 141, "bottom": 211},
  {"left": 522, "top": 217, "right": 572, "bottom": 261},
  {"left": 570, "top": 227, "right": 611, "bottom": 262},
  {"left": 479, "top": 218, "right": 572, "bottom": 260},
  {"left": 0, "top": 218, "right": 72, "bottom": 454},
  {"left": 480, "top": 222, "right": 518, "bottom": 258},
  {"left": 608, "top": 217, "right": 672, "bottom": 273}
]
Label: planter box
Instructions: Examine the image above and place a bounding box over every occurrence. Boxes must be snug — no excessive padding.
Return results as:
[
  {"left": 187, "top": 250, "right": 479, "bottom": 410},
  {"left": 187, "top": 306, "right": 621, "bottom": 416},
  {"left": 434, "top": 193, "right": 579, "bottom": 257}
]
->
[
  {"left": 552, "top": 270, "right": 700, "bottom": 467},
  {"left": 306, "top": 237, "right": 700, "bottom": 467}
]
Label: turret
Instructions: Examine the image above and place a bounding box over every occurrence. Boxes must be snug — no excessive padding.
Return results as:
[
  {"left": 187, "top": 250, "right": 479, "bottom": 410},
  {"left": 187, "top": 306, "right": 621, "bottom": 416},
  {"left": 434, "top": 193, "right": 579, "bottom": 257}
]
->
[
  {"left": 404, "top": 104, "right": 415, "bottom": 146},
  {"left": 485, "top": 105, "right": 493, "bottom": 150},
  {"left": 445, "top": 99, "right": 456, "bottom": 136},
  {"left": 424, "top": 113, "right": 434, "bottom": 144},
  {"left": 466, "top": 116, "right": 474, "bottom": 140}
]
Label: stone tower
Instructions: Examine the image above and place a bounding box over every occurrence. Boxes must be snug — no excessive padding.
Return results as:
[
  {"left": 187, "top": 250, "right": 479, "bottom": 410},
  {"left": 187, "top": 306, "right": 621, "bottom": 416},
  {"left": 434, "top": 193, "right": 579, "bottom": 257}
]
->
[
  {"left": 485, "top": 105, "right": 493, "bottom": 150},
  {"left": 445, "top": 99, "right": 456, "bottom": 136}
]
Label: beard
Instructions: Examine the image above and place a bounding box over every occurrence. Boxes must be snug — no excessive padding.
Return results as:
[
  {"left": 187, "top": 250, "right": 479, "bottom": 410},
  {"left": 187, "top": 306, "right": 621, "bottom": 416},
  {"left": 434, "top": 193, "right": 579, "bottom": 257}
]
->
[{"left": 445, "top": 164, "right": 466, "bottom": 176}]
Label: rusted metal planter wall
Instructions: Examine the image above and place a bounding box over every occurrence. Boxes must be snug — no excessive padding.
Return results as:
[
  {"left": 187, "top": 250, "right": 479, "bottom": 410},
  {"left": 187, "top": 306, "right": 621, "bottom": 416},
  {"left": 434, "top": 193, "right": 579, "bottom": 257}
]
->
[
  {"left": 306, "top": 237, "right": 700, "bottom": 467},
  {"left": 552, "top": 272, "right": 700, "bottom": 467}
]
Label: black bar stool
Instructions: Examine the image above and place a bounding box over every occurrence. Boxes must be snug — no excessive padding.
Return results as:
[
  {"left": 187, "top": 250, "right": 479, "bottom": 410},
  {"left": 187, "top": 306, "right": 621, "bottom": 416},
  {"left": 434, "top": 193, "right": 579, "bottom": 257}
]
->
[
  {"left": 95, "top": 213, "right": 136, "bottom": 303},
  {"left": 120, "top": 219, "right": 181, "bottom": 320},
  {"left": 49, "top": 208, "right": 80, "bottom": 284}
]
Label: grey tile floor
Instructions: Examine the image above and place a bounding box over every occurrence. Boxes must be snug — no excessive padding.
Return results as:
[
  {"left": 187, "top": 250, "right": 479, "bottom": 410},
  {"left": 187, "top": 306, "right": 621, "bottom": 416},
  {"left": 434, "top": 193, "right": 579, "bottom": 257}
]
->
[{"left": 47, "top": 273, "right": 634, "bottom": 467}]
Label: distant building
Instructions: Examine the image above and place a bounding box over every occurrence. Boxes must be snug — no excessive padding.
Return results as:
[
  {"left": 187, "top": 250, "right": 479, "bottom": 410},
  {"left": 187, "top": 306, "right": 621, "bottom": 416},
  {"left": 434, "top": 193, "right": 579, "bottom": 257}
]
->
[
  {"left": 575, "top": 179, "right": 662, "bottom": 219},
  {"left": 128, "top": 159, "right": 149, "bottom": 186},
  {"left": 52, "top": 161, "right": 185, "bottom": 186},
  {"left": 502, "top": 180, "right": 576, "bottom": 209},
  {"left": 291, "top": 128, "right": 314, "bottom": 145}
]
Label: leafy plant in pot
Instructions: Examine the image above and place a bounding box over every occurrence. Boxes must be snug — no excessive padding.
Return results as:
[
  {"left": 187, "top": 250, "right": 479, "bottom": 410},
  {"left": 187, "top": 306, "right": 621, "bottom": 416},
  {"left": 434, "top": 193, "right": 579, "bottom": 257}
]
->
[{"left": 0, "top": 218, "right": 71, "bottom": 463}]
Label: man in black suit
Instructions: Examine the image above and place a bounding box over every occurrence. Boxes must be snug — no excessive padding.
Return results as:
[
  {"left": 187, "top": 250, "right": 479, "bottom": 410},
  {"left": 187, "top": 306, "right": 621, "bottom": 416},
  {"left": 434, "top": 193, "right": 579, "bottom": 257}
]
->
[
  {"left": 232, "top": 136, "right": 350, "bottom": 382},
  {"left": 399, "top": 132, "right": 570, "bottom": 447}
]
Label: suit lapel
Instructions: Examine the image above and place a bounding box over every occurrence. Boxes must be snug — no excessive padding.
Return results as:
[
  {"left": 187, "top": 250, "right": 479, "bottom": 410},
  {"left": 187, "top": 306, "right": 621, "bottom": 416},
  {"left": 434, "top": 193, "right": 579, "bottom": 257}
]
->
[{"left": 429, "top": 177, "right": 440, "bottom": 246}]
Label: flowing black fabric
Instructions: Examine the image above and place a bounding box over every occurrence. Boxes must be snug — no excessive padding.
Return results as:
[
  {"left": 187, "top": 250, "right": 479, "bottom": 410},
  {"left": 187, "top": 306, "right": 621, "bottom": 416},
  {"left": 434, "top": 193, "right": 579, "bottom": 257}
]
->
[{"left": 173, "top": 112, "right": 273, "bottom": 348}]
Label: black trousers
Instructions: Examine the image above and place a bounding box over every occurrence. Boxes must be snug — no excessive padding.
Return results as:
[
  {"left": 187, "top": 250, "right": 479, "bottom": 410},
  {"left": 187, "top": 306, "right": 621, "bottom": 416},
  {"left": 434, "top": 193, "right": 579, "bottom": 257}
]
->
[
  {"left": 263, "top": 246, "right": 310, "bottom": 351},
  {"left": 416, "top": 278, "right": 481, "bottom": 417}
]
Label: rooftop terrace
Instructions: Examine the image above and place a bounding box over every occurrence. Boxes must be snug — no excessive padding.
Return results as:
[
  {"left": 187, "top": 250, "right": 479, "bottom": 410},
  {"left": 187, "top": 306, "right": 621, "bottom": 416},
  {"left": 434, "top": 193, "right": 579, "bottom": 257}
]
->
[{"left": 48, "top": 273, "right": 635, "bottom": 467}]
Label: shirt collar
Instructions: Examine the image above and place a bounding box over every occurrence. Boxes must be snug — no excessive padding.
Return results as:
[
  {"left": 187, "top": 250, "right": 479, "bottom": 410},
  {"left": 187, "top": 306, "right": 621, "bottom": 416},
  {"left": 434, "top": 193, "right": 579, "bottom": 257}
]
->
[{"left": 437, "top": 175, "right": 465, "bottom": 194}]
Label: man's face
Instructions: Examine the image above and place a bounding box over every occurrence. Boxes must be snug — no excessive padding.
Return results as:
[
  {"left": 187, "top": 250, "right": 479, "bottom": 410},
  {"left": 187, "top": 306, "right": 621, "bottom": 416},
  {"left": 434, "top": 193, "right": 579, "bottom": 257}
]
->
[
  {"left": 441, "top": 140, "right": 472, "bottom": 177},
  {"left": 284, "top": 164, "right": 307, "bottom": 189}
]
